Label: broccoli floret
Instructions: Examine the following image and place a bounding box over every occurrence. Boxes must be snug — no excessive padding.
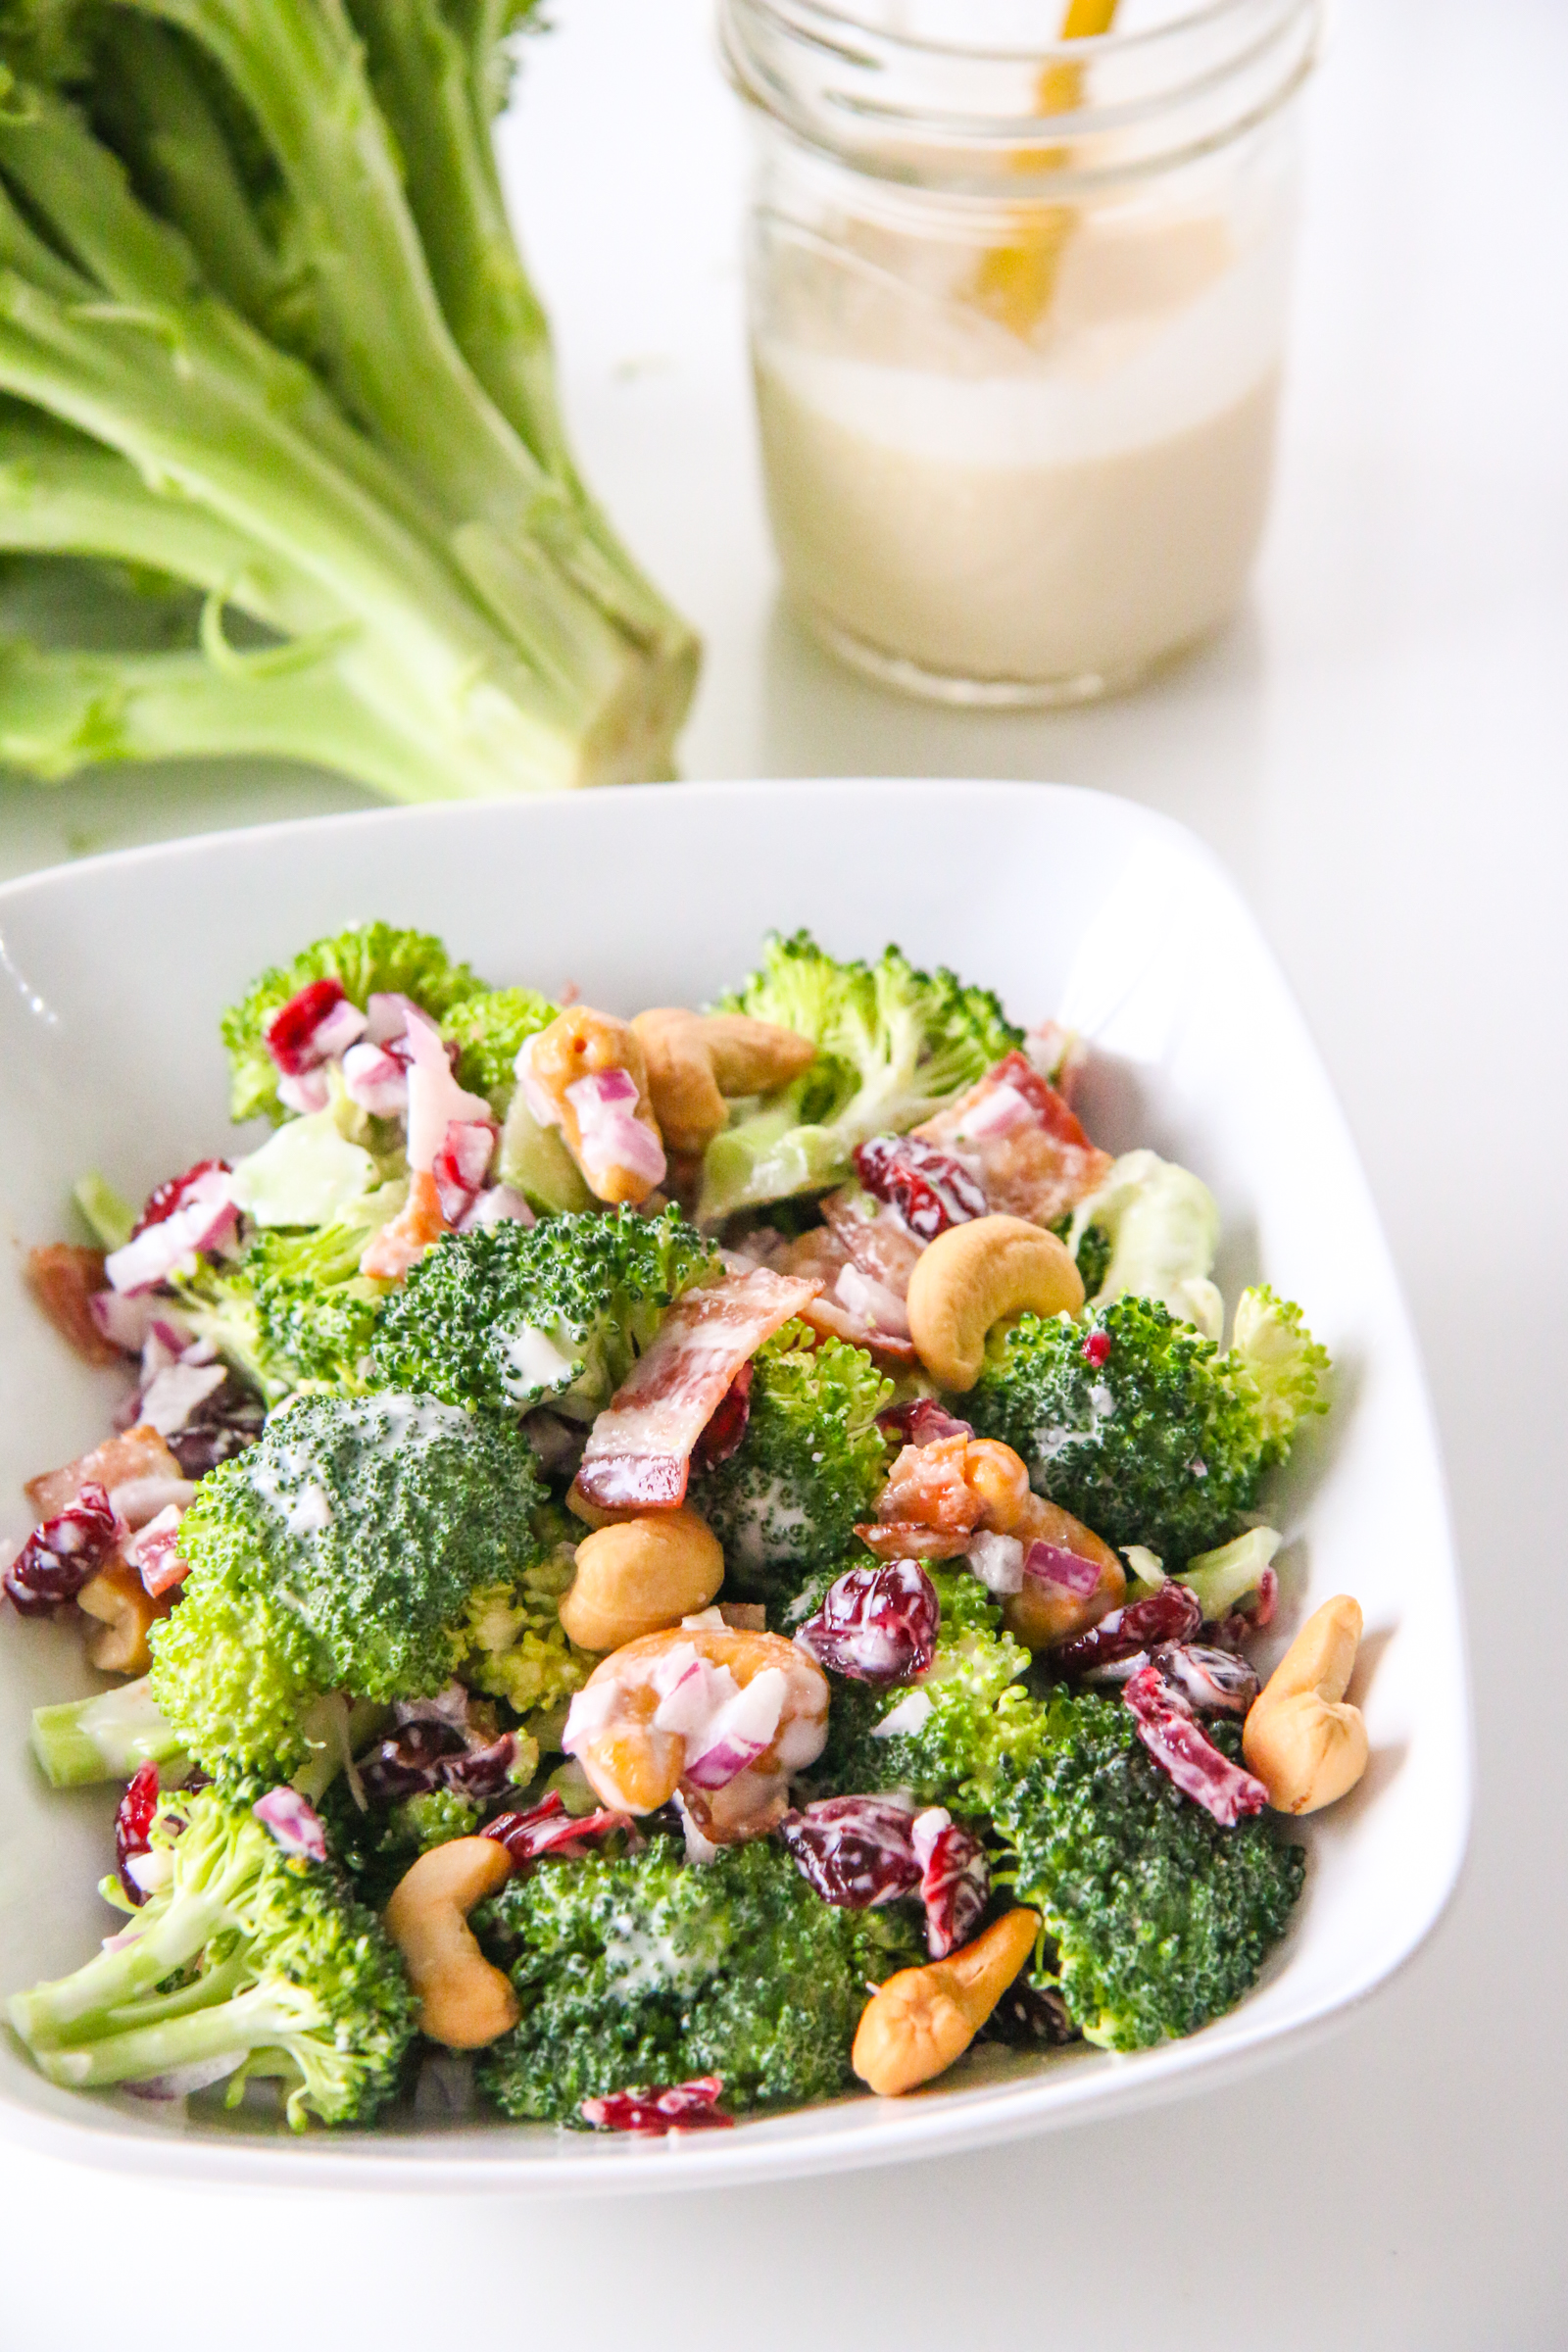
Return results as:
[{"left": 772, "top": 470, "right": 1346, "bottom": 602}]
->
[
  {"left": 456, "top": 1539, "right": 586, "bottom": 1720},
  {"left": 993, "top": 1690, "right": 1305, "bottom": 2050},
  {"left": 440, "top": 985, "right": 559, "bottom": 1117},
  {"left": 7, "top": 1785, "right": 416, "bottom": 2128},
  {"left": 178, "top": 1214, "right": 389, "bottom": 1402},
  {"left": 474, "top": 1837, "right": 919, "bottom": 2123},
  {"left": 696, "top": 1322, "right": 893, "bottom": 1604},
  {"left": 367, "top": 1207, "right": 717, "bottom": 1421},
  {"left": 967, "top": 1291, "right": 1330, "bottom": 1566},
  {"left": 148, "top": 1393, "right": 549, "bottom": 1778},
  {"left": 221, "top": 923, "right": 489, "bottom": 1125},
  {"left": 1230, "top": 1287, "right": 1333, "bottom": 1465},
  {"left": 699, "top": 932, "right": 1022, "bottom": 1223},
  {"left": 812, "top": 1568, "right": 1039, "bottom": 1808}
]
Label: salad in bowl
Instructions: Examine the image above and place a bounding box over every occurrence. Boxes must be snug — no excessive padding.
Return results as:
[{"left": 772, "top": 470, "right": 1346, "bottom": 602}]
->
[{"left": 3, "top": 917, "right": 1359, "bottom": 2138}]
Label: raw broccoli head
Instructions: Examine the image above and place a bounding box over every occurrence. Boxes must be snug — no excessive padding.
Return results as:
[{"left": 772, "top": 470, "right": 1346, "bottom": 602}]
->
[
  {"left": 178, "top": 1214, "right": 387, "bottom": 1401},
  {"left": 810, "top": 1567, "right": 1038, "bottom": 1809},
  {"left": 7, "top": 1784, "right": 416, "bottom": 2128},
  {"left": 993, "top": 1690, "right": 1306, "bottom": 2050},
  {"left": 699, "top": 931, "right": 1021, "bottom": 1222},
  {"left": 695, "top": 1321, "right": 893, "bottom": 1605},
  {"left": 455, "top": 1533, "right": 586, "bottom": 1721},
  {"left": 148, "top": 1392, "right": 549, "bottom": 1777},
  {"left": 966, "top": 1290, "right": 1329, "bottom": 1565},
  {"left": 440, "top": 984, "right": 559, "bottom": 1117},
  {"left": 319, "top": 1782, "right": 488, "bottom": 1912},
  {"left": 367, "top": 1206, "right": 718, "bottom": 1421},
  {"left": 474, "top": 1835, "right": 920, "bottom": 2123},
  {"left": 221, "top": 922, "right": 489, "bottom": 1125}
]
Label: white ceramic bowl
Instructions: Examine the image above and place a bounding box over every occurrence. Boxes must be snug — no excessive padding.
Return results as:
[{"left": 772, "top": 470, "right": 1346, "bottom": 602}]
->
[{"left": 0, "top": 780, "right": 1469, "bottom": 2193}]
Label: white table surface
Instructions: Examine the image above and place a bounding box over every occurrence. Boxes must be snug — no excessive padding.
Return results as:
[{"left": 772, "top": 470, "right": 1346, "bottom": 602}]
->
[{"left": 2, "top": 1, "right": 1564, "bottom": 2344}]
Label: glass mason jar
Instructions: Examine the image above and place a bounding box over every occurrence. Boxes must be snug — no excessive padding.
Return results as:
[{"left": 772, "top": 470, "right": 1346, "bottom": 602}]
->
[{"left": 721, "top": 0, "right": 1319, "bottom": 704}]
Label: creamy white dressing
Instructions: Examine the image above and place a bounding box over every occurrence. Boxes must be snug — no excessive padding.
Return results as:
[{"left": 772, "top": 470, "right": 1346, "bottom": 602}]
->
[{"left": 502, "top": 1321, "right": 579, "bottom": 1400}]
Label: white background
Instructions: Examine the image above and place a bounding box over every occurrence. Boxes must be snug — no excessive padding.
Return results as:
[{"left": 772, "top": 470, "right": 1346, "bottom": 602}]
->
[{"left": 1, "top": 0, "right": 1565, "bottom": 2343}]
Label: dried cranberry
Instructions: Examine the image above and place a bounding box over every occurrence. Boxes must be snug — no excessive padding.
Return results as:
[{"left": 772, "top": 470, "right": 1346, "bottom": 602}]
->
[
  {"left": 3, "top": 1484, "right": 120, "bottom": 1616},
  {"left": 580, "top": 2075, "right": 734, "bottom": 2134},
  {"left": 855, "top": 1134, "right": 987, "bottom": 1244},
  {"left": 132, "top": 1158, "right": 232, "bottom": 1238},
  {"left": 165, "top": 1375, "right": 266, "bottom": 1478},
  {"left": 693, "top": 1363, "right": 754, "bottom": 1473},
  {"left": 912, "top": 1810, "right": 990, "bottom": 1957},
  {"left": 358, "top": 1718, "right": 466, "bottom": 1804},
  {"left": 982, "top": 1980, "right": 1078, "bottom": 2048},
  {"left": 115, "top": 1761, "right": 161, "bottom": 1905},
  {"left": 1122, "top": 1664, "right": 1267, "bottom": 1826},
  {"left": 1051, "top": 1581, "right": 1201, "bottom": 1678},
  {"left": 875, "top": 1398, "right": 973, "bottom": 1448},
  {"left": 778, "top": 1795, "right": 921, "bottom": 1908},
  {"left": 264, "top": 978, "right": 347, "bottom": 1075},
  {"left": 1152, "top": 1642, "right": 1259, "bottom": 1716},
  {"left": 441, "top": 1732, "right": 519, "bottom": 1800},
  {"left": 794, "top": 1557, "right": 940, "bottom": 1683},
  {"left": 483, "top": 1791, "right": 631, "bottom": 1869},
  {"left": 1082, "top": 1328, "right": 1112, "bottom": 1368}
]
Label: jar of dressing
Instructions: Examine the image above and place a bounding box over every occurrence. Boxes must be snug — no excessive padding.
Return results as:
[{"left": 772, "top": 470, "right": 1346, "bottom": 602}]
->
[{"left": 721, "top": 0, "right": 1319, "bottom": 704}]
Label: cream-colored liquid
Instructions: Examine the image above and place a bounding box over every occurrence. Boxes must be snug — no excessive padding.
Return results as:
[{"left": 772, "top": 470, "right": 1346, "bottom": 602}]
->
[{"left": 753, "top": 209, "right": 1288, "bottom": 691}]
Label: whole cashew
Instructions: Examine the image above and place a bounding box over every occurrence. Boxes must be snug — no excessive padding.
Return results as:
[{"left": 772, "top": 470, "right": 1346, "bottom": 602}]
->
[
  {"left": 906, "top": 1215, "right": 1085, "bottom": 1391},
  {"left": 632, "top": 1008, "right": 816, "bottom": 1154},
  {"left": 1242, "top": 1594, "right": 1369, "bottom": 1815},
  {"left": 853, "top": 1908, "right": 1041, "bottom": 2097},
  {"left": 558, "top": 1509, "right": 725, "bottom": 1651},
  {"left": 76, "top": 1560, "right": 171, "bottom": 1676},
  {"left": 383, "top": 1838, "right": 518, "bottom": 2049},
  {"left": 517, "top": 1007, "right": 664, "bottom": 1205},
  {"left": 564, "top": 1622, "right": 829, "bottom": 1834}
]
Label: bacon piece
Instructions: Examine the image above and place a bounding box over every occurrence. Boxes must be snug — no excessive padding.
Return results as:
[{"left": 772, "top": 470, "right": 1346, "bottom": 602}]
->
[
  {"left": 914, "top": 1050, "right": 1112, "bottom": 1228},
  {"left": 25, "top": 1424, "right": 183, "bottom": 1522},
  {"left": 24, "top": 1244, "right": 119, "bottom": 1366},
  {"left": 854, "top": 1521, "right": 974, "bottom": 1563},
  {"left": 360, "top": 1170, "right": 448, "bottom": 1282},
  {"left": 575, "top": 1267, "right": 820, "bottom": 1511},
  {"left": 820, "top": 1186, "right": 924, "bottom": 1296},
  {"left": 776, "top": 1227, "right": 917, "bottom": 1367}
]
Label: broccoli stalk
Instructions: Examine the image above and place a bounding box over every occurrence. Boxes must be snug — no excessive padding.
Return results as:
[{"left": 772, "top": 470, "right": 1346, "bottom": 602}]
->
[
  {"left": 8, "top": 1785, "right": 416, "bottom": 2127},
  {"left": 0, "top": 7, "right": 697, "bottom": 803},
  {"left": 29, "top": 1676, "right": 186, "bottom": 1788},
  {"left": 698, "top": 932, "right": 1022, "bottom": 1223}
]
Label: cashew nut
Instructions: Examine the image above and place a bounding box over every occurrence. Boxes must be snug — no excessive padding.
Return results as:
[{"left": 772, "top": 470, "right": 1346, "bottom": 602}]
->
[
  {"left": 853, "top": 1908, "right": 1041, "bottom": 2097},
  {"left": 382, "top": 1837, "right": 518, "bottom": 2049},
  {"left": 1001, "top": 1494, "right": 1126, "bottom": 1650},
  {"left": 1242, "top": 1593, "right": 1368, "bottom": 1815},
  {"left": 558, "top": 1509, "right": 725, "bottom": 1651},
  {"left": 631, "top": 1008, "right": 816, "bottom": 1153},
  {"left": 563, "top": 1621, "right": 829, "bottom": 1838},
  {"left": 516, "top": 1006, "right": 664, "bottom": 1204},
  {"left": 76, "top": 1560, "right": 171, "bottom": 1676},
  {"left": 906, "top": 1215, "right": 1085, "bottom": 1391}
]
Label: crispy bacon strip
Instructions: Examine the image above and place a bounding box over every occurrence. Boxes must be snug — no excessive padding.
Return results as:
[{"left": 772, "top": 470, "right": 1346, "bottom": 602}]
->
[
  {"left": 773, "top": 1226, "right": 917, "bottom": 1367},
  {"left": 575, "top": 1265, "right": 820, "bottom": 1511},
  {"left": 914, "top": 1050, "right": 1112, "bottom": 1228}
]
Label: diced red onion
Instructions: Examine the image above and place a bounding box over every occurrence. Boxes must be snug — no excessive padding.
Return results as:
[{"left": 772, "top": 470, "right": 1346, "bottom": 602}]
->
[
  {"left": 251, "top": 1787, "right": 327, "bottom": 1863},
  {"left": 1022, "top": 1541, "right": 1102, "bottom": 1597},
  {"left": 967, "top": 1531, "right": 1025, "bottom": 1595},
  {"left": 365, "top": 992, "right": 417, "bottom": 1049},
  {"left": 341, "top": 1041, "right": 409, "bottom": 1116},
  {"left": 459, "top": 1184, "right": 536, "bottom": 1234},
  {"left": 137, "top": 1360, "right": 228, "bottom": 1440},
  {"left": 431, "top": 1117, "right": 498, "bottom": 1224},
  {"left": 89, "top": 1289, "right": 165, "bottom": 1355},
  {"left": 403, "top": 1008, "right": 493, "bottom": 1174},
  {"left": 308, "top": 998, "right": 368, "bottom": 1061},
  {"left": 565, "top": 1070, "right": 666, "bottom": 1192},
  {"left": 105, "top": 1169, "right": 238, "bottom": 1296},
  {"left": 277, "top": 1070, "right": 331, "bottom": 1116}
]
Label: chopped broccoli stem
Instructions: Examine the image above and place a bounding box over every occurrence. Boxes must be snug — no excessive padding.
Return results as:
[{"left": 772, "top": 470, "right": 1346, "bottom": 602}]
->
[
  {"left": 73, "top": 1170, "right": 134, "bottom": 1250},
  {"left": 30, "top": 1678, "right": 187, "bottom": 1788}
]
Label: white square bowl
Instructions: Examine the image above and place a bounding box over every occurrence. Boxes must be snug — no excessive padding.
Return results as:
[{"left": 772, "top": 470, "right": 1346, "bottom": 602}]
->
[{"left": 0, "top": 780, "right": 1469, "bottom": 2193}]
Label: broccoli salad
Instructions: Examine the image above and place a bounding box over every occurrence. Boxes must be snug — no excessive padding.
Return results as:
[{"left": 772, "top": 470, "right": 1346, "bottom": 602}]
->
[{"left": 3, "top": 922, "right": 1360, "bottom": 2137}]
